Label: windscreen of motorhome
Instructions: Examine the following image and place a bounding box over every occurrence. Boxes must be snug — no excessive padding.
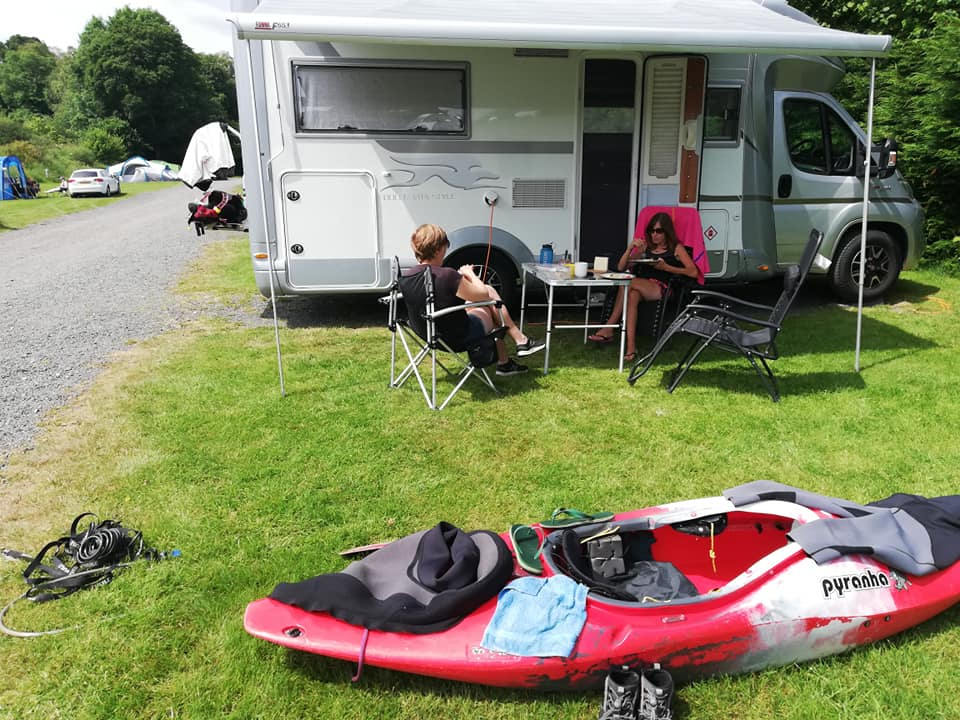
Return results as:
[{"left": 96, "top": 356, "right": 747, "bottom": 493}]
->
[{"left": 294, "top": 63, "right": 467, "bottom": 135}]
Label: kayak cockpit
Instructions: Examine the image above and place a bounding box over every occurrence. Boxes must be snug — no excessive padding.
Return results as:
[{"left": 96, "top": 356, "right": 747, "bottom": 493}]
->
[{"left": 543, "top": 501, "right": 816, "bottom": 605}]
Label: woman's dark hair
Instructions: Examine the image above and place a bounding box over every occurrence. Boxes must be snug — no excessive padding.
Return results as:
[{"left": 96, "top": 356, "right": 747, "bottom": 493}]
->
[{"left": 644, "top": 212, "right": 679, "bottom": 251}]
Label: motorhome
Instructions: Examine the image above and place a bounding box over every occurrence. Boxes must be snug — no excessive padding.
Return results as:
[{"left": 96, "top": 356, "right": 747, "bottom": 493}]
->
[{"left": 228, "top": 0, "right": 923, "bottom": 308}]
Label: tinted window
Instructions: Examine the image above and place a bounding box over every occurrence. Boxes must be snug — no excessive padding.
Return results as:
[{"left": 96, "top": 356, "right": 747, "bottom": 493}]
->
[
  {"left": 294, "top": 64, "right": 467, "bottom": 135},
  {"left": 784, "top": 100, "right": 827, "bottom": 174},
  {"left": 72, "top": 170, "right": 99, "bottom": 178},
  {"left": 826, "top": 111, "right": 856, "bottom": 174},
  {"left": 704, "top": 87, "right": 740, "bottom": 142},
  {"left": 783, "top": 99, "right": 858, "bottom": 176}
]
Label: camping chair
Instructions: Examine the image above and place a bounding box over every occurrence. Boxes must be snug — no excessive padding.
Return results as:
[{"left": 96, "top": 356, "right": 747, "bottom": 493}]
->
[
  {"left": 627, "top": 229, "right": 824, "bottom": 402},
  {"left": 386, "top": 259, "right": 508, "bottom": 410}
]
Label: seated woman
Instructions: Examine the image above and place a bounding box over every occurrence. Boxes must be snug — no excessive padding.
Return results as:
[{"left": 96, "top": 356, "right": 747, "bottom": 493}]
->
[{"left": 588, "top": 212, "right": 698, "bottom": 361}]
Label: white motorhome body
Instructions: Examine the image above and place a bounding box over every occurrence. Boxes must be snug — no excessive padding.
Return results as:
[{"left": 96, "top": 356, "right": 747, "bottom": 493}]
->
[{"left": 230, "top": 0, "right": 922, "bottom": 306}]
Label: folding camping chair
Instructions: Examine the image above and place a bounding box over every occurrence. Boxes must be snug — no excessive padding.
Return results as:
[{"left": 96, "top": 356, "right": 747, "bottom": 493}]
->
[
  {"left": 627, "top": 229, "right": 824, "bottom": 402},
  {"left": 386, "top": 260, "right": 508, "bottom": 410}
]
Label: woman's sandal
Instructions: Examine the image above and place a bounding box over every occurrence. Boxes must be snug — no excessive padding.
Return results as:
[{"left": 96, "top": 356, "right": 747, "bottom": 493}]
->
[
  {"left": 588, "top": 332, "right": 614, "bottom": 344},
  {"left": 623, "top": 352, "right": 637, "bottom": 362}
]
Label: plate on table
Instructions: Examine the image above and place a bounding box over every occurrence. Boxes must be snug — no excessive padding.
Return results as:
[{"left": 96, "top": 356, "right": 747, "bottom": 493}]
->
[{"left": 601, "top": 272, "right": 633, "bottom": 280}]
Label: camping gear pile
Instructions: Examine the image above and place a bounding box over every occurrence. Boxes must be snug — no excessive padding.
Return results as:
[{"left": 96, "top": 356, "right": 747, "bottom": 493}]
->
[
  {"left": 244, "top": 482, "right": 960, "bottom": 691},
  {"left": 0, "top": 512, "right": 170, "bottom": 637},
  {"left": 187, "top": 190, "right": 248, "bottom": 235}
]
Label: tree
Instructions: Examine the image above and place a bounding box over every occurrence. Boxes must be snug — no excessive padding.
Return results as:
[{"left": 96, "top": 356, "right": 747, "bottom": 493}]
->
[
  {"left": 197, "top": 52, "right": 238, "bottom": 126},
  {"left": 0, "top": 41, "right": 57, "bottom": 114},
  {"left": 72, "top": 8, "right": 211, "bottom": 160}
]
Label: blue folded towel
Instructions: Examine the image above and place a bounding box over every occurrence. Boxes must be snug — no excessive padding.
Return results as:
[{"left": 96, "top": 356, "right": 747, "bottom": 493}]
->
[{"left": 480, "top": 575, "right": 589, "bottom": 657}]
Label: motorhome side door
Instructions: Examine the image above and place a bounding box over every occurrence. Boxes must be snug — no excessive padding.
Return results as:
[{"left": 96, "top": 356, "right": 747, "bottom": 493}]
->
[
  {"left": 638, "top": 56, "right": 707, "bottom": 210},
  {"left": 280, "top": 170, "right": 380, "bottom": 289}
]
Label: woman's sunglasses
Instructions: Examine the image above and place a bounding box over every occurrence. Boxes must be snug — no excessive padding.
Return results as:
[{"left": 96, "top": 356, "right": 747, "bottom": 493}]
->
[{"left": 650, "top": 227, "right": 665, "bottom": 234}]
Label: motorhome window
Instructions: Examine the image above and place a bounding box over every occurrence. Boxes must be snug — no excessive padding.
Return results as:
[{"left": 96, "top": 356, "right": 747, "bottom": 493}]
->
[
  {"left": 783, "top": 99, "right": 857, "bottom": 176},
  {"left": 704, "top": 87, "right": 740, "bottom": 143},
  {"left": 783, "top": 99, "right": 828, "bottom": 174},
  {"left": 826, "top": 111, "right": 856, "bottom": 175},
  {"left": 294, "top": 64, "right": 466, "bottom": 135}
]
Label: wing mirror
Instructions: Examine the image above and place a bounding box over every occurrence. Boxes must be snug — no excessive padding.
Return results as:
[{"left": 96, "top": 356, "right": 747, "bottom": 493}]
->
[
  {"left": 877, "top": 138, "right": 898, "bottom": 179},
  {"left": 856, "top": 137, "right": 899, "bottom": 180}
]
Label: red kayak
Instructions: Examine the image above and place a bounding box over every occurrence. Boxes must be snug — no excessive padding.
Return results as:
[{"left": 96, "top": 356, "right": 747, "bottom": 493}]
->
[{"left": 244, "top": 494, "right": 960, "bottom": 689}]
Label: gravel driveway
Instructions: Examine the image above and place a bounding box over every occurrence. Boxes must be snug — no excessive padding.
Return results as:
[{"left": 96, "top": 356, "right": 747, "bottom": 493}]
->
[{"left": 0, "top": 183, "right": 223, "bottom": 465}]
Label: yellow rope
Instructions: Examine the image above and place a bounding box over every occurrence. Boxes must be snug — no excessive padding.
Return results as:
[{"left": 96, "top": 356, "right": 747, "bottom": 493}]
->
[{"left": 709, "top": 521, "right": 717, "bottom": 574}]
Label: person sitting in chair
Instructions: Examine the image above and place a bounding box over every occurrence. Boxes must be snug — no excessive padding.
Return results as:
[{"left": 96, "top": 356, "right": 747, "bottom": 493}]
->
[
  {"left": 587, "top": 212, "right": 698, "bottom": 361},
  {"left": 407, "top": 223, "right": 544, "bottom": 376}
]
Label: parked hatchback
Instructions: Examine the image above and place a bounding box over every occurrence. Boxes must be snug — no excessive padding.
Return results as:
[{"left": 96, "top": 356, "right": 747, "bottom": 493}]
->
[{"left": 68, "top": 169, "right": 121, "bottom": 197}]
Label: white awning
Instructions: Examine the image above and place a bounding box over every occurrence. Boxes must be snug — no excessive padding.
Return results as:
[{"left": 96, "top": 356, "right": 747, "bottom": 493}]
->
[{"left": 230, "top": 0, "right": 891, "bottom": 57}]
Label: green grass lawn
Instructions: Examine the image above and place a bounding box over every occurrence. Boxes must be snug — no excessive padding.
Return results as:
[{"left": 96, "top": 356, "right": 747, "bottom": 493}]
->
[
  {"left": 0, "top": 181, "right": 175, "bottom": 233},
  {"left": 2, "top": 238, "right": 959, "bottom": 719}
]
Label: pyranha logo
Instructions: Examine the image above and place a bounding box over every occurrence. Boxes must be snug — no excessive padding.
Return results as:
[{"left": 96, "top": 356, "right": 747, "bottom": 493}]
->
[
  {"left": 821, "top": 569, "right": 890, "bottom": 598},
  {"left": 254, "top": 21, "right": 290, "bottom": 30}
]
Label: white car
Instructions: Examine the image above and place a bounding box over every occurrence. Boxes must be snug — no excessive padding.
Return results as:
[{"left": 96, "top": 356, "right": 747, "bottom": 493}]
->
[{"left": 68, "top": 169, "right": 121, "bottom": 197}]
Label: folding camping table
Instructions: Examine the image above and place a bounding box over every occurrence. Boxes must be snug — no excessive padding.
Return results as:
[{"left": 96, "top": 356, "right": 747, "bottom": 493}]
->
[{"left": 518, "top": 263, "right": 632, "bottom": 375}]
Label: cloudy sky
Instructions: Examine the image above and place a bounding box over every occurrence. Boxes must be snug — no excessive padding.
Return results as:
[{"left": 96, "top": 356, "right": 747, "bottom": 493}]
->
[{"left": 2, "top": 0, "right": 235, "bottom": 55}]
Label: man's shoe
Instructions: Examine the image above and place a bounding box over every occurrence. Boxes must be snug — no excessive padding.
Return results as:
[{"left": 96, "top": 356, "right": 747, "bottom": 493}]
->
[
  {"left": 598, "top": 666, "right": 640, "bottom": 720},
  {"left": 515, "top": 336, "right": 546, "bottom": 356},
  {"left": 638, "top": 663, "right": 674, "bottom": 720},
  {"left": 496, "top": 358, "right": 528, "bottom": 376}
]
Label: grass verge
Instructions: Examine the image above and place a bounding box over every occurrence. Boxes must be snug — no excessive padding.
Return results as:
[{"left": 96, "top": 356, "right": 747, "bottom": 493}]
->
[
  {"left": 1, "top": 238, "right": 959, "bottom": 719},
  {"left": 0, "top": 181, "right": 174, "bottom": 233}
]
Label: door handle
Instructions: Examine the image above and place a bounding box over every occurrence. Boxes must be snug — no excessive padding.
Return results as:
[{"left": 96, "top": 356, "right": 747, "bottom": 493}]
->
[{"left": 777, "top": 174, "right": 792, "bottom": 198}]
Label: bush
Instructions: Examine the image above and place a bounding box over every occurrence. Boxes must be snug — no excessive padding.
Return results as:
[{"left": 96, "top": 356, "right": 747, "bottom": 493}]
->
[
  {"left": 920, "top": 237, "right": 960, "bottom": 275},
  {"left": 0, "top": 113, "right": 29, "bottom": 143},
  {"left": 81, "top": 117, "right": 134, "bottom": 165},
  {"left": 0, "top": 139, "right": 41, "bottom": 165}
]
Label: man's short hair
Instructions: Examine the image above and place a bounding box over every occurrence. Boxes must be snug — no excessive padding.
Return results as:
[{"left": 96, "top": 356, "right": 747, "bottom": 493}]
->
[{"left": 411, "top": 224, "right": 449, "bottom": 261}]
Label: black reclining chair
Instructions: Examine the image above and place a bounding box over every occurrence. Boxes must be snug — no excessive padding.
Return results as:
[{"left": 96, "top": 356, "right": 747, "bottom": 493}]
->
[
  {"left": 627, "top": 229, "right": 824, "bottom": 402},
  {"left": 387, "top": 259, "right": 508, "bottom": 411}
]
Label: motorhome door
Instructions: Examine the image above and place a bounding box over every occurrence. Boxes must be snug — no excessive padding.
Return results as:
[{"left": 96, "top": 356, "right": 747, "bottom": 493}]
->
[
  {"left": 280, "top": 171, "right": 380, "bottom": 289},
  {"left": 639, "top": 56, "right": 707, "bottom": 210}
]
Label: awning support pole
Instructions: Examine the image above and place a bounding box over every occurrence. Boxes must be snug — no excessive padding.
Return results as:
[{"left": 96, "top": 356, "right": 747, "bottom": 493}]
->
[
  {"left": 245, "top": 38, "right": 286, "bottom": 397},
  {"left": 854, "top": 57, "right": 877, "bottom": 373}
]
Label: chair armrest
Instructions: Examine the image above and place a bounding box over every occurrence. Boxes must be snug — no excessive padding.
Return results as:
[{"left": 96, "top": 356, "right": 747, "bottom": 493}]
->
[
  {"left": 428, "top": 299, "right": 503, "bottom": 319},
  {"left": 685, "top": 303, "right": 781, "bottom": 330},
  {"left": 688, "top": 289, "right": 775, "bottom": 312}
]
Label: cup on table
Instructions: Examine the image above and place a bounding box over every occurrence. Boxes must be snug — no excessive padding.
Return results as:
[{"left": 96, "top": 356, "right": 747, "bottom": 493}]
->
[
  {"left": 593, "top": 256, "right": 608, "bottom": 273},
  {"left": 574, "top": 261, "right": 588, "bottom": 278}
]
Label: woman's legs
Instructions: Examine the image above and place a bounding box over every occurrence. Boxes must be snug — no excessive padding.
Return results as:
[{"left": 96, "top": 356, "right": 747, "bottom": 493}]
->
[
  {"left": 625, "top": 279, "right": 662, "bottom": 357},
  {"left": 590, "top": 286, "right": 627, "bottom": 341}
]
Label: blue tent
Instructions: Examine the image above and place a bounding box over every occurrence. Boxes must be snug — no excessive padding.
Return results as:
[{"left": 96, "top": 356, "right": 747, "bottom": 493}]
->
[{"left": 0, "top": 156, "right": 35, "bottom": 200}]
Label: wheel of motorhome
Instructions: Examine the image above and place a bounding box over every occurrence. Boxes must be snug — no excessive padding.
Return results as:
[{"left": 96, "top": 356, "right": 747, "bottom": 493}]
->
[
  {"left": 830, "top": 230, "right": 901, "bottom": 302},
  {"left": 450, "top": 249, "right": 519, "bottom": 311}
]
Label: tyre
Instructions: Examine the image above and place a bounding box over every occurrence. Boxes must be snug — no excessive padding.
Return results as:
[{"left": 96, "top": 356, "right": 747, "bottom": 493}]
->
[
  {"left": 829, "top": 230, "right": 901, "bottom": 303},
  {"left": 448, "top": 248, "right": 520, "bottom": 311},
  {"left": 104, "top": 186, "right": 112, "bottom": 197}
]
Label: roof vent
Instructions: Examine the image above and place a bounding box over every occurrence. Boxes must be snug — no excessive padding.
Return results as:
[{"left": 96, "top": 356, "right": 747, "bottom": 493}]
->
[{"left": 512, "top": 179, "right": 565, "bottom": 208}]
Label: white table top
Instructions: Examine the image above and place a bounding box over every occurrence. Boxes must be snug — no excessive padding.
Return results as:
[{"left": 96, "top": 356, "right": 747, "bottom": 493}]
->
[{"left": 521, "top": 262, "right": 633, "bottom": 287}]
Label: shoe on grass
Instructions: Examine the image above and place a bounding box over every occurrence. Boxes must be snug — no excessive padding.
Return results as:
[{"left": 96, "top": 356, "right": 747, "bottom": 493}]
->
[
  {"left": 638, "top": 663, "right": 674, "bottom": 720},
  {"left": 599, "top": 666, "right": 640, "bottom": 720},
  {"left": 515, "top": 337, "right": 545, "bottom": 356},
  {"left": 496, "top": 358, "right": 528, "bottom": 376}
]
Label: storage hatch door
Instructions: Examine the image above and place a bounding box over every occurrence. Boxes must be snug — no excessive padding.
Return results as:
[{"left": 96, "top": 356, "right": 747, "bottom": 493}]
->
[{"left": 281, "top": 171, "right": 379, "bottom": 289}]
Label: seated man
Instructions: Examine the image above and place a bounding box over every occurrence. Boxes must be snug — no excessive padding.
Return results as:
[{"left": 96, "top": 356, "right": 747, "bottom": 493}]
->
[{"left": 407, "top": 224, "right": 544, "bottom": 376}]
